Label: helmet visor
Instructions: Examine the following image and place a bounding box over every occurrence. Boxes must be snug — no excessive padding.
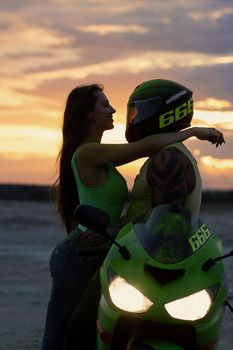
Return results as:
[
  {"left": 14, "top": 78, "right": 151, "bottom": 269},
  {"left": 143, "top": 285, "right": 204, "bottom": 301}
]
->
[{"left": 126, "top": 96, "right": 163, "bottom": 127}]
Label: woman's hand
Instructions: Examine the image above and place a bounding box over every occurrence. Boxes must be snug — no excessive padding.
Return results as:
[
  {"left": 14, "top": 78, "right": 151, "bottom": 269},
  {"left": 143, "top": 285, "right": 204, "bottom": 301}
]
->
[{"left": 193, "top": 127, "right": 225, "bottom": 147}]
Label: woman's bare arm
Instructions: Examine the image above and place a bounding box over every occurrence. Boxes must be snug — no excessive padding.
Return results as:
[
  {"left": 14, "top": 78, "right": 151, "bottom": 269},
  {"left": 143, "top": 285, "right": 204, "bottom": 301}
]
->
[{"left": 77, "top": 127, "right": 225, "bottom": 167}]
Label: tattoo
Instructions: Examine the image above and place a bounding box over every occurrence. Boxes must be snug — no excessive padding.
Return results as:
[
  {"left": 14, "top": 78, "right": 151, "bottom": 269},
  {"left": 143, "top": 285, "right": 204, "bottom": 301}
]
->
[{"left": 147, "top": 147, "right": 195, "bottom": 207}]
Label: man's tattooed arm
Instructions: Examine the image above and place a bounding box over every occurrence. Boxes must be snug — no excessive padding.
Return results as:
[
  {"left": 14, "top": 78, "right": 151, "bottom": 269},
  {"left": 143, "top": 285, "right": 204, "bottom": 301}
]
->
[{"left": 147, "top": 147, "right": 196, "bottom": 207}]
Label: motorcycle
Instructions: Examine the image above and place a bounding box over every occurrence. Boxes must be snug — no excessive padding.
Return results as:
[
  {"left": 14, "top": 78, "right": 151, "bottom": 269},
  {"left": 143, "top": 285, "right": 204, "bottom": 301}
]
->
[{"left": 75, "top": 203, "right": 233, "bottom": 349}]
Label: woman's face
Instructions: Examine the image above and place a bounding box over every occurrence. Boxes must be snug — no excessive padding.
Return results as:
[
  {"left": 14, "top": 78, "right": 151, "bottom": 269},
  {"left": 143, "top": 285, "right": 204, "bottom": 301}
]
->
[{"left": 90, "top": 90, "right": 116, "bottom": 131}]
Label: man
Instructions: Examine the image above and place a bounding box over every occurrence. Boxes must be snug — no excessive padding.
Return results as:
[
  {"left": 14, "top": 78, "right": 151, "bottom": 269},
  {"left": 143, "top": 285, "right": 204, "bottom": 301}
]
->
[{"left": 124, "top": 79, "right": 224, "bottom": 219}]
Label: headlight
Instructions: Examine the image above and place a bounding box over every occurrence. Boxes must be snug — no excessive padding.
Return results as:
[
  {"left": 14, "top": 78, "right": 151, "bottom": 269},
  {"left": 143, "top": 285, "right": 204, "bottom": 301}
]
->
[
  {"left": 165, "top": 289, "right": 212, "bottom": 321},
  {"left": 109, "top": 276, "right": 153, "bottom": 313}
]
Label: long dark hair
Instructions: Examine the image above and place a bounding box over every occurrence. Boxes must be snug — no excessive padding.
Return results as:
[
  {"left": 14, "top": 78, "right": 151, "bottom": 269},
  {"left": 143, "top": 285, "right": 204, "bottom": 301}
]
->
[{"left": 54, "top": 83, "right": 103, "bottom": 233}]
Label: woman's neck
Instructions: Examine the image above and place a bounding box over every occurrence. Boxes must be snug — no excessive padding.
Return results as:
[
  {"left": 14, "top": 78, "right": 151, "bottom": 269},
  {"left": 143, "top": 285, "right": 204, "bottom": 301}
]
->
[
  {"left": 84, "top": 127, "right": 103, "bottom": 143},
  {"left": 83, "top": 137, "right": 101, "bottom": 143}
]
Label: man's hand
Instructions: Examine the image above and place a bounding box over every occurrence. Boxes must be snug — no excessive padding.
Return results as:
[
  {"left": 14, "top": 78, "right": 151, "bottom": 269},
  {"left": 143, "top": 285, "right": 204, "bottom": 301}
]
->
[{"left": 194, "top": 127, "right": 225, "bottom": 147}]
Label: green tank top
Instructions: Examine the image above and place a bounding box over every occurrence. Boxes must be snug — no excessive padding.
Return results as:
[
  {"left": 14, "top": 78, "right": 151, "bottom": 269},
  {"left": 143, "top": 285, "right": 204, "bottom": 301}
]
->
[
  {"left": 125, "top": 143, "right": 202, "bottom": 222},
  {"left": 71, "top": 150, "right": 128, "bottom": 231}
]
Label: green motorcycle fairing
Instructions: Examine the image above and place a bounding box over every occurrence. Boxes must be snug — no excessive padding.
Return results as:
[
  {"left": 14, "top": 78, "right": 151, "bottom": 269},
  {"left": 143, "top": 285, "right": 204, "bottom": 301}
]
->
[{"left": 97, "top": 204, "right": 228, "bottom": 349}]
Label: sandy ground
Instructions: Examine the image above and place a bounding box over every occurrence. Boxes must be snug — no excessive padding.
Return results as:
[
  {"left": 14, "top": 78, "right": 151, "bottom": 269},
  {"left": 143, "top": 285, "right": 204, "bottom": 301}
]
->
[{"left": 0, "top": 200, "right": 232, "bottom": 350}]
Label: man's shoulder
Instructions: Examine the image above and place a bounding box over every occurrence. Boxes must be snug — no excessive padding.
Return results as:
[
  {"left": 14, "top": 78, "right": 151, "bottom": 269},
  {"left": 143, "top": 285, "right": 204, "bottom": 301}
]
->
[{"left": 149, "top": 146, "right": 189, "bottom": 173}]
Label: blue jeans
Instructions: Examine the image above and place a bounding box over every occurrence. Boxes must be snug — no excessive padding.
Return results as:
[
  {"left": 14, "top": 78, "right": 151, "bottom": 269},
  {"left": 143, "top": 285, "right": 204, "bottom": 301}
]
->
[{"left": 40, "top": 229, "right": 103, "bottom": 350}]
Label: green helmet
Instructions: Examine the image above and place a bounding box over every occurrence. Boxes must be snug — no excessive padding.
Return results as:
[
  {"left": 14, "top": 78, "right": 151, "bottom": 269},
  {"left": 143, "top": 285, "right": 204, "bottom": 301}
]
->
[{"left": 125, "top": 79, "right": 193, "bottom": 142}]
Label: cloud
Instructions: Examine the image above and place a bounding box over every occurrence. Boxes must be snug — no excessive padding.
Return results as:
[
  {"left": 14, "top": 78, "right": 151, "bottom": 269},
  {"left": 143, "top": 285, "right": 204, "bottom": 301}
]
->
[
  {"left": 195, "top": 98, "right": 231, "bottom": 110},
  {"left": 0, "top": 26, "right": 78, "bottom": 73},
  {"left": 0, "top": 87, "right": 58, "bottom": 109},
  {"left": 201, "top": 156, "right": 233, "bottom": 170},
  {"left": 0, "top": 0, "right": 232, "bottom": 187},
  {"left": 199, "top": 156, "right": 233, "bottom": 189},
  {"left": 3, "top": 50, "right": 233, "bottom": 90},
  {"left": 0, "top": 125, "right": 61, "bottom": 158},
  {"left": 78, "top": 24, "right": 148, "bottom": 36},
  {"left": 189, "top": 7, "right": 233, "bottom": 22},
  {"left": 194, "top": 110, "right": 233, "bottom": 130}
]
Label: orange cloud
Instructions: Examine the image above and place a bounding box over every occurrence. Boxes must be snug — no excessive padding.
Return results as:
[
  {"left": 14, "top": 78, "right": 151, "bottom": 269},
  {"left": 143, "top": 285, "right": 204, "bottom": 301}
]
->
[
  {"left": 199, "top": 156, "right": 233, "bottom": 189},
  {"left": 193, "top": 109, "right": 233, "bottom": 130},
  {"left": 201, "top": 156, "right": 233, "bottom": 170},
  {"left": 78, "top": 24, "right": 148, "bottom": 35},
  {"left": 195, "top": 98, "right": 231, "bottom": 110}
]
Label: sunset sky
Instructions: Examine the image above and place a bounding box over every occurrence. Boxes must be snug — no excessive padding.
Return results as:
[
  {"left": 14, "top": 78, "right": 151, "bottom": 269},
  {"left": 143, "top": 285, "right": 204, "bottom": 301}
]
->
[{"left": 0, "top": 0, "right": 232, "bottom": 190}]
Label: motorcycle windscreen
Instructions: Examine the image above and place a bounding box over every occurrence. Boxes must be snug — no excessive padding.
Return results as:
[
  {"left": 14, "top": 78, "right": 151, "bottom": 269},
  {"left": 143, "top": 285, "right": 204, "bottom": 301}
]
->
[{"left": 134, "top": 204, "right": 209, "bottom": 264}]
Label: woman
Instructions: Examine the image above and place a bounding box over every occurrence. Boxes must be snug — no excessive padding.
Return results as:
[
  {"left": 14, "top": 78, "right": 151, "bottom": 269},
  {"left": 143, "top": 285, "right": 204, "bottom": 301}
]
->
[{"left": 40, "top": 83, "right": 224, "bottom": 349}]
